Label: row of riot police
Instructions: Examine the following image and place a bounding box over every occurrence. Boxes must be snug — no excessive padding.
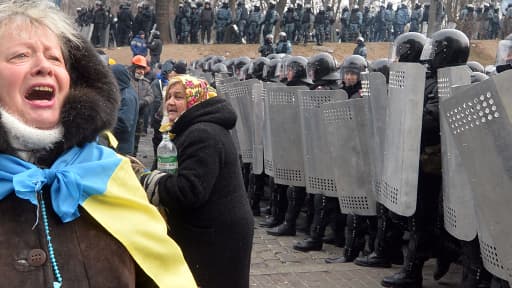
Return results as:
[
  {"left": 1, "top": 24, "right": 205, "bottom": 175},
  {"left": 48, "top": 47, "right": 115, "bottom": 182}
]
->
[
  {"left": 187, "top": 28, "right": 512, "bottom": 288},
  {"left": 459, "top": 3, "right": 505, "bottom": 40},
  {"left": 75, "top": 1, "right": 155, "bottom": 49}
]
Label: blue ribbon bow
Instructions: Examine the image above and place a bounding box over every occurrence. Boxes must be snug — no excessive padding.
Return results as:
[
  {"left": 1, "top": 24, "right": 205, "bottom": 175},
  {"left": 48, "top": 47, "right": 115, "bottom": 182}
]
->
[{"left": 0, "top": 143, "right": 121, "bottom": 222}]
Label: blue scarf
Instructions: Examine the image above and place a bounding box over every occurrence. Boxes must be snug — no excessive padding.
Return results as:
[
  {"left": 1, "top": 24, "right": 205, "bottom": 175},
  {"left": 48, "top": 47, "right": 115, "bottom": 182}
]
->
[{"left": 0, "top": 142, "right": 121, "bottom": 222}]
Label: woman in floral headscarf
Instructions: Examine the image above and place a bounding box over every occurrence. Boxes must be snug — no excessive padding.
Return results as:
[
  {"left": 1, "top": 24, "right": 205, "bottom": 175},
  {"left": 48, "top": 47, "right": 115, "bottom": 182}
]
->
[{"left": 141, "top": 75, "right": 254, "bottom": 288}]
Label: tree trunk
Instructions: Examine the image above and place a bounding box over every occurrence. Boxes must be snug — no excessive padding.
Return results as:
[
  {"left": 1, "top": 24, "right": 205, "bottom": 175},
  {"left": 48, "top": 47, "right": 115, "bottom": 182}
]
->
[{"left": 155, "top": 0, "right": 171, "bottom": 43}]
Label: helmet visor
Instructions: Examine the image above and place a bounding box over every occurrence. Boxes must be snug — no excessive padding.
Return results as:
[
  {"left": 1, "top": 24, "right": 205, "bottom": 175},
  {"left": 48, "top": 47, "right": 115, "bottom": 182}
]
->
[{"left": 419, "top": 39, "right": 434, "bottom": 62}]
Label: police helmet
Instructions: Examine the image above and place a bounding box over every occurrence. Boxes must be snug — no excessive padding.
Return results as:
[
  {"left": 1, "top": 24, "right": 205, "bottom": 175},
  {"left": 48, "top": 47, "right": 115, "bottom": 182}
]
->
[
  {"left": 368, "top": 58, "right": 392, "bottom": 83},
  {"left": 249, "top": 57, "right": 270, "bottom": 80},
  {"left": 240, "top": 63, "right": 253, "bottom": 80},
  {"left": 263, "top": 58, "right": 281, "bottom": 82},
  {"left": 467, "top": 61, "right": 485, "bottom": 73},
  {"left": 279, "top": 31, "right": 287, "bottom": 41},
  {"left": 212, "top": 63, "right": 228, "bottom": 74},
  {"left": 420, "top": 29, "right": 469, "bottom": 70},
  {"left": 267, "top": 53, "right": 283, "bottom": 61},
  {"left": 341, "top": 55, "right": 367, "bottom": 80},
  {"left": 284, "top": 56, "right": 309, "bottom": 83},
  {"left": 307, "top": 53, "right": 339, "bottom": 82},
  {"left": 224, "top": 58, "right": 236, "bottom": 76},
  {"left": 234, "top": 56, "right": 251, "bottom": 78},
  {"left": 390, "top": 32, "right": 427, "bottom": 63},
  {"left": 161, "top": 59, "right": 175, "bottom": 78}
]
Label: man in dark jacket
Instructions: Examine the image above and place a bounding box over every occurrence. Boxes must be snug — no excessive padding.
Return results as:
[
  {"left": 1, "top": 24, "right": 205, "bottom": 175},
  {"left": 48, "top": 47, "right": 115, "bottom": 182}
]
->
[
  {"left": 111, "top": 64, "right": 139, "bottom": 155},
  {"left": 116, "top": 3, "right": 133, "bottom": 46},
  {"left": 129, "top": 55, "right": 154, "bottom": 155},
  {"left": 148, "top": 30, "right": 163, "bottom": 68}
]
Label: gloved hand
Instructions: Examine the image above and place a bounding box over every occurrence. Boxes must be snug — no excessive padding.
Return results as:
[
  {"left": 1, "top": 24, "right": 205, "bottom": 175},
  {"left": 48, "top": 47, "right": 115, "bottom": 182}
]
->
[
  {"left": 140, "top": 170, "right": 166, "bottom": 205},
  {"left": 125, "top": 154, "right": 148, "bottom": 179}
]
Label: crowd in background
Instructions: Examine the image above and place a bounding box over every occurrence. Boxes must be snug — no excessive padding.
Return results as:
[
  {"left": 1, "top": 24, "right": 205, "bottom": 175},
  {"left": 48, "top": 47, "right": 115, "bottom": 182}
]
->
[{"left": 75, "top": 0, "right": 512, "bottom": 49}]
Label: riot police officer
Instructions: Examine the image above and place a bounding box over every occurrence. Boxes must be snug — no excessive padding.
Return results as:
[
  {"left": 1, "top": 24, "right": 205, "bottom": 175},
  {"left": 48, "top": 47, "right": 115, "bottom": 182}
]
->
[
  {"left": 314, "top": 7, "right": 327, "bottom": 46},
  {"left": 324, "top": 55, "right": 374, "bottom": 264},
  {"left": 293, "top": 53, "right": 345, "bottom": 252},
  {"left": 356, "top": 32, "right": 428, "bottom": 270},
  {"left": 258, "top": 34, "right": 275, "bottom": 57},
  {"left": 262, "top": 1, "right": 280, "bottom": 39},
  {"left": 235, "top": 1, "right": 249, "bottom": 42},
  {"left": 267, "top": 56, "right": 311, "bottom": 237},
  {"left": 215, "top": 1, "right": 232, "bottom": 43},
  {"left": 381, "top": 29, "right": 470, "bottom": 288},
  {"left": 275, "top": 32, "right": 292, "bottom": 54},
  {"left": 353, "top": 36, "right": 367, "bottom": 59}
]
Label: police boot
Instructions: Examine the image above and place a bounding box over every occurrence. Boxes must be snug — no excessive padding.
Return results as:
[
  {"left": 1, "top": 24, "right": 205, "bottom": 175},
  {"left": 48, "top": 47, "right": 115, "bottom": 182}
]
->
[
  {"left": 461, "top": 266, "right": 491, "bottom": 288},
  {"left": 250, "top": 173, "right": 265, "bottom": 216},
  {"left": 355, "top": 205, "right": 394, "bottom": 268},
  {"left": 323, "top": 212, "right": 346, "bottom": 247},
  {"left": 293, "top": 194, "right": 327, "bottom": 252},
  {"left": 460, "top": 239, "right": 492, "bottom": 288},
  {"left": 434, "top": 229, "right": 461, "bottom": 280},
  {"left": 490, "top": 277, "right": 511, "bottom": 288},
  {"left": 267, "top": 186, "right": 305, "bottom": 236},
  {"left": 259, "top": 183, "right": 287, "bottom": 228},
  {"left": 381, "top": 260, "right": 424, "bottom": 288},
  {"left": 325, "top": 214, "right": 363, "bottom": 264}
]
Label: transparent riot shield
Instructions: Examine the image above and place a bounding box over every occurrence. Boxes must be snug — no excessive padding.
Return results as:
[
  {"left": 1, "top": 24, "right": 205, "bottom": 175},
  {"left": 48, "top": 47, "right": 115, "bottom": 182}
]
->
[
  {"left": 441, "top": 70, "right": 512, "bottom": 283},
  {"left": 266, "top": 85, "right": 307, "bottom": 186},
  {"left": 262, "top": 82, "right": 285, "bottom": 177},
  {"left": 79, "top": 24, "right": 94, "bottom": 41},
  {"left": 252, "top": 81, "right": 264, "bottom": 175},
  {"left": 300, "top": 90, "right": 347, "bottom": 197},
  {"left": 438, "top": 66, "right": 477, "bottom": 241},
  {"left": 362, "top": 72, "right": 388, "bottom": 199},
  {"left": 215, "top": 74, "right": 238, "bottom": 99},
  {"left": 323, "top": 97, "right": 377, "bottom": 215},
  {"left": 224, "top": 79, "right": 260, "bottom": 163},
  {"left": 378, "top": 63, "right": 426, "bottom": 217}
]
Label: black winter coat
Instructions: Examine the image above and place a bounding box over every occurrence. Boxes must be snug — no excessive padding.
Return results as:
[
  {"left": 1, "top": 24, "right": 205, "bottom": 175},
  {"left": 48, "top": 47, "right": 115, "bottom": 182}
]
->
[{"left": 158, "top": 97, "right": 254, "bottom": 288}]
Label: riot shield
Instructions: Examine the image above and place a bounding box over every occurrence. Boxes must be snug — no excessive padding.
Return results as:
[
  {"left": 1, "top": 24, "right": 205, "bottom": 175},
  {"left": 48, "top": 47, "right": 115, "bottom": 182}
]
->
[
  {"left": 479, "top": 217, "right": 509, "bottom": 281},
  {"left": 199, "top": 72, "right": 214, "bottom": 84},
  {"left": 215, "top": 74, "right": 238, "bottom": 99},
  {"left": 378, "top": 63, "right": 426, "bottom": 217},
  {"left": 323, "top": 98, "right": 377, "bottom": 215},
  {"left": 266, "top": 85, "right": 307, "bottom": 186},
  {"left": 362, "top": 72, "right": 388, "bottom": 197},
  {"left": 441, "top": 70, "right": 512, "bottom": 282},
  {"left": 438, "top": 66, "right": 477, "bottom": 241},
  {"left": 79, "top": 24, "right": 94, "bottom": 41},
  {"left": 262, "top": 82, "right": 285, "bottom": 177},
  {"left": 300, "top": 90, "right": 347, "bottom": 197},
  {"left": 252, "top": 81, "right": 264, "bottom": 174},
  {"left": 224, "top": 79, "right": 260, "bottom": 163}
]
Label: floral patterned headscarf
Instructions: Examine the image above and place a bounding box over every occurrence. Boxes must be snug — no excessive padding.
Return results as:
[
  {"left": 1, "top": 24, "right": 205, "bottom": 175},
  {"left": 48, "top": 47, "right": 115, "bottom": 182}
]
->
[
  {"left": 167, "top": 75, "right": 217, "bottom": 109},
  {"left": 160, "top": 75, "right": 217, "bottom": 133}
]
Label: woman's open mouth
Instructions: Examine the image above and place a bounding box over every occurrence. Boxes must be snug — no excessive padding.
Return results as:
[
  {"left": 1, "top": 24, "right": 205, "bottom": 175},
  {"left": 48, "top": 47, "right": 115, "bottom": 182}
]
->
[{"left": 25, "top": 85, "right": 56, "bottom": 107}]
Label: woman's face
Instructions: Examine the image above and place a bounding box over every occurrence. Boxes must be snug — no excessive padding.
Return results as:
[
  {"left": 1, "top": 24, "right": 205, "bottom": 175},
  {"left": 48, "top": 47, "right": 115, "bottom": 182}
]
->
[
  {"left": 0, "top": 25, "right": 70, "bottom": 129},
  {"left": 166, "top": 83, "right": 187, "bottom": 123}
]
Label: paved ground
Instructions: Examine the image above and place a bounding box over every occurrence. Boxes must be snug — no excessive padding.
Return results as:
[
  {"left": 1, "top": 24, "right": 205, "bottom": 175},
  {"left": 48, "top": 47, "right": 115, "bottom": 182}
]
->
[{"left": 137, "top": 132, "right": 462, "bottom": 288}]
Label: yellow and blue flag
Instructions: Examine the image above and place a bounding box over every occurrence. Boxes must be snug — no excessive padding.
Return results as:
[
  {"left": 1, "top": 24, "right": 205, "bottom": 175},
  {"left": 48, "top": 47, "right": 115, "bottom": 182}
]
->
[{"left": 0, "top": 142, "right": 196, "bottom": 287}]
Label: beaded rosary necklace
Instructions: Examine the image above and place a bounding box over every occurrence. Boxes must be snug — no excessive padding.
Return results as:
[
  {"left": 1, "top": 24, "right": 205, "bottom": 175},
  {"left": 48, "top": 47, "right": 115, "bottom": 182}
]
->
[{"left": 37, "top": 192, "right": 63, "bottom": 288}]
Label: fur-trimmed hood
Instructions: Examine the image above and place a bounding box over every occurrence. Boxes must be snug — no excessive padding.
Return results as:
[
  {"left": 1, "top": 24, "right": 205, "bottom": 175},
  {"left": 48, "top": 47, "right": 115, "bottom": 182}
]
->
[{"left": 0, "top": 35, "right": 119, "bottom": 164}]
